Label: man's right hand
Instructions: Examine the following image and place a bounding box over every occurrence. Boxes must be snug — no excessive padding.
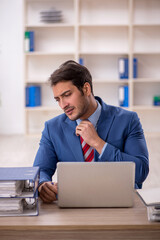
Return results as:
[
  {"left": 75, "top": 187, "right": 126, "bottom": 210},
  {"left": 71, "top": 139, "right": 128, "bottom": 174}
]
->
[{"left": 38, "top": 182, "right": 58, "bottom": 203}]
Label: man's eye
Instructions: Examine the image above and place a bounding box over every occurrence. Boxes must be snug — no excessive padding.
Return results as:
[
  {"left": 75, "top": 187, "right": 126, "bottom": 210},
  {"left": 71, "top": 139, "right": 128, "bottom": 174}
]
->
[{"left": 65, "top": 93, "right": 71, "bottom": 97}]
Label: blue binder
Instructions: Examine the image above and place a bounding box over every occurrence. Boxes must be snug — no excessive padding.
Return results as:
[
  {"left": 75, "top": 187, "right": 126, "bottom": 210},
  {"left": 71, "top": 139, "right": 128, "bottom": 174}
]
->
[
  {"left": 79, "top": 58, "right": 84, "bottom": 65},
  {"left": 118, "top": 58, "right": 138, "bottom": 79},
  {"left": 118, "top": 58, "right": 128, "bottom": 79},
  {"left": 26, "top": 86, "right": 41, "bottom": 107},
  {"left": 0, "top": 167, "right": 39, "bottom": 181},
  {"left": 119, "top": 85, "right": 129, "bottom": 107},
  {"left": 29, "top": 31, "right": 34, "bottom": 52},
  {"left": 133, "top": 58, "right": 138, "bottom": 78}
]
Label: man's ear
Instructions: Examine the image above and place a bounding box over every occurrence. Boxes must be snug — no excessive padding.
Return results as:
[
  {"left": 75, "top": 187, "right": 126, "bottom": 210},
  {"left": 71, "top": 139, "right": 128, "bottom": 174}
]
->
[{"left": 83, "top": 82, "right": 91, "bottom": 96}]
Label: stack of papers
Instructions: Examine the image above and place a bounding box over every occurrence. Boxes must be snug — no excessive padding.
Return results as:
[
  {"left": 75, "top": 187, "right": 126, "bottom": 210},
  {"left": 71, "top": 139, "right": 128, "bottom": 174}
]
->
[
  {"left": 147, "top": 205, "right": 160, "bottom": 222},
  {"left": 0, "top": 198, "right": 23, "bottom": 214},
  {"left": 0, "top": 180, "right": 24, "bottom": 197},
  {"left": 0, "top": 198, "right": 38, "bottom": 216},
  {"left": 137, "top": 187, "right": 160, "bottom": 221}
]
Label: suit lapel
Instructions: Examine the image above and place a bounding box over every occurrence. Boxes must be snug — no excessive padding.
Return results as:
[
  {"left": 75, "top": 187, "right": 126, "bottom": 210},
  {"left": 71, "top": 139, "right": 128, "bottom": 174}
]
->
[
  {"left": 62, "top": 117, "right": 84, "bottom": 162},
  {"left": 97, "top": 100, "right": 115, "bottom": 142},
  {"left": 95, "top": 99, "right": 115, "bottom": 162}
]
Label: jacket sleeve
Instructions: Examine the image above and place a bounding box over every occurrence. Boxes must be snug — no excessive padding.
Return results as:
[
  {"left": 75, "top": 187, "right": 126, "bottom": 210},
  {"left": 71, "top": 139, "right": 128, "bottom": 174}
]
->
[
  {"left": 99, "top": 112, "right": 149, "bottom": 188},
  {"left": 33, "top": 122, "right": 58, "bottom": 184}
]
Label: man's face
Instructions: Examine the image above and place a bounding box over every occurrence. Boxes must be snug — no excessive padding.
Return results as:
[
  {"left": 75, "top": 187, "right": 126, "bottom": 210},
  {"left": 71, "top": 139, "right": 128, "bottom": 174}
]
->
[{"left": 53, "top": 81, "right": 90, "bottom": 121}]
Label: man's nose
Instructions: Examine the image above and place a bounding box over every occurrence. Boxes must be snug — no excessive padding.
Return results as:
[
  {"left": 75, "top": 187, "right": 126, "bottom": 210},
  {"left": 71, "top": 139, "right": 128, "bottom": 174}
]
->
[{"left": 59, "top": 99, "right": 68, "bottom": 110}]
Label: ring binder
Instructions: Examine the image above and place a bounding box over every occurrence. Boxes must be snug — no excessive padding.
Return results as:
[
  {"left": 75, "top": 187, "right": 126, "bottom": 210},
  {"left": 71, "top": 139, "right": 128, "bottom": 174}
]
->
[
  {"left": 0, "top": 167, "right": 39, "bottom": 216},
  {"left": 137, "top": 187, "right": 160, "bottom": 222}
]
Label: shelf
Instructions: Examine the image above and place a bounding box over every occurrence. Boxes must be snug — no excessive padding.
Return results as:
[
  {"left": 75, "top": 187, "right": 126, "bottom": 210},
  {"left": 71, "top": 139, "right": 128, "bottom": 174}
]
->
[
  {"left": 132, "top": 106, "right": 160, "bottom": 110},
  {"left": 80, "top": 26, "right": 128, "bottom": 53},
  {"left": 133, "top": 26, "right": 160, "bottom": 53},
  {"left": 25, "top": 52, "right": 75, "bottom": 56},
  {"left": 26, "top": 24, "right": 130, "bottom": 28},
  {"left": 26, "top": 55, "right": 75, "bottom": 83},
  {"left": 79, "top": 0, "right": 129, "bottom": 26},
  {"left": 25, "top": 106, "right": 62, "bottom": 112},
  {"left": 93, "top": 79, "right": 129, "bottom": 84},
  {"left": 79, "top": 24, "right": 129, "bottom": 27},
  {"left": 25, "top": 0, "right": 75, "bottom": 26},
  {"left": 133, "top": 24, "right": 160, "bottom": 27},
  {"left": 132, "top": 54, "right": 160, "bottom": 79},
  {"left": 80, "top": 51, "right": 129, "bottom": 55},
  {"left": 133, "top": 52, "right": 160, "bottom": 55},
  {"left": 133, "top": 0, "right": 160, "bottom": 26},
  {"left": 25, "top": 80, "right": 49, "bottom": 84},
  {"left": 132, "top": 78, "right": 160, "bottom": 83},
  {"left": 25, "top": 24, "right": 75, "bottom": 28}
]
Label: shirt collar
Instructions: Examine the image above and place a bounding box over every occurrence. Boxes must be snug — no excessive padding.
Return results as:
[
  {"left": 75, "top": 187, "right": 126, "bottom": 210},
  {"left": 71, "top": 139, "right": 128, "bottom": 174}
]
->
[{"left": 76, "top": 100, "right": 101, "bottom": 128}]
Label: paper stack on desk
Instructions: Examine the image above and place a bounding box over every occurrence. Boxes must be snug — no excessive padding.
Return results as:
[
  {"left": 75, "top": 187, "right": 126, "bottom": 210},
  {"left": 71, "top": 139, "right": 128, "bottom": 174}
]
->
[
  {"left": 137, "top": 187, "right": 160, "bottom": 221},
  {"left": 0, "top": 198, "right": 23, "bottom": 214},
  {"left": 0, "top": 180, "right": 24, "bottom": 197},
  {"left": 0, "top": 167, "right": 39, "bottom": 216}
]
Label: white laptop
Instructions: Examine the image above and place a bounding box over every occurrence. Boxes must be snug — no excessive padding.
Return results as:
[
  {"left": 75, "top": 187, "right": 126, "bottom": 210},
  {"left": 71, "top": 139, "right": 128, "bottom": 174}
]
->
[{"left": 57, "top": 162, "right": 135, "bottom": 208}]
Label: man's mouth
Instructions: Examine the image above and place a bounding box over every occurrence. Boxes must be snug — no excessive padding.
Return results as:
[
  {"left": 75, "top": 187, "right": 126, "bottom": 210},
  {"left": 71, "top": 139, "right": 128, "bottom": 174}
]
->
[{"left": 64, "top": 107, "right": 74, "bottom": 115}]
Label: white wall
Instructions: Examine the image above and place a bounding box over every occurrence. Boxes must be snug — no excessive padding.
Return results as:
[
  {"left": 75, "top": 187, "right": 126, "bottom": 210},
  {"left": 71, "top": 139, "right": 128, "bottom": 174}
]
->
[{"left": 0, "top": 0, "right": 24, "bottom": 134}]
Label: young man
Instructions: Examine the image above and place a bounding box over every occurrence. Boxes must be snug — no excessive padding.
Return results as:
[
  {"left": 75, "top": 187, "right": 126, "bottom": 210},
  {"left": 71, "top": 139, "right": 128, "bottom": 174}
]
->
[{"left": 33, "top": 60, "right": 149, "bottom": 203}]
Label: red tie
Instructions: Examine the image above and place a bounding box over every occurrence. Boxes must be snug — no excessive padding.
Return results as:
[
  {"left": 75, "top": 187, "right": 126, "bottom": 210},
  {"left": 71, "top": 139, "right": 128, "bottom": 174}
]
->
[{"left": 80, "top": 136, "right": 94, "bottom": 162}]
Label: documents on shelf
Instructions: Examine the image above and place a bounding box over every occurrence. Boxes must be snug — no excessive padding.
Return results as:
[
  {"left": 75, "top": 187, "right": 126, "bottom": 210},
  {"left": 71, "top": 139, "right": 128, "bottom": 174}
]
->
[{"left": 137, "top": 187, "right": 160, "bottom": 221}]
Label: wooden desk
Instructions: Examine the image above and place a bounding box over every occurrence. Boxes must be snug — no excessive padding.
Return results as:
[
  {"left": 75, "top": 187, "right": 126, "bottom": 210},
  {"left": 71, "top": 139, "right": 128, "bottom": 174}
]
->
[{"left": 0, "top": 193, "right": 160, "bottom": 240}]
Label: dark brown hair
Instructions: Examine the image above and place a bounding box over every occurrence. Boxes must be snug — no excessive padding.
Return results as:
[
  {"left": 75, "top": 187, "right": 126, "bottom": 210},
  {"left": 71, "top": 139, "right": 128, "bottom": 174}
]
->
[{"left": 48, "top": 60, "right": 93, "bottom": 94}]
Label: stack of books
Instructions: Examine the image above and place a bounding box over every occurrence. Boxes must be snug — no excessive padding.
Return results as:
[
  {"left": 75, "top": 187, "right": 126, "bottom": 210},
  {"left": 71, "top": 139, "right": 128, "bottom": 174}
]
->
[
  {"left": 40, "top": 8, "right": 63, "bottom": 23},
  {"left": 0, "top": 167, "right": 39, "bottom": 216},
  {"left": 137, "top": 187, "right": 160, "bottom": 222}
]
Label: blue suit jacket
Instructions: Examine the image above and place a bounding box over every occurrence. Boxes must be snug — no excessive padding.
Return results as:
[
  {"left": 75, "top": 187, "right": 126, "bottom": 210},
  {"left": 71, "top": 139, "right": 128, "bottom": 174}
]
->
[{"left": 33, "top": 97, "right": 149, "bottom": 189}]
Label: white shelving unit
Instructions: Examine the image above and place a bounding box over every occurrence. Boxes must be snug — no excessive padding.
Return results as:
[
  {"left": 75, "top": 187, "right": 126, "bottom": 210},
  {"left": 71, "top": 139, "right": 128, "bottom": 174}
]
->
[
  {"left": 23, "top": 0, "right": 160, "bottom": 134},
  {"left": 132, "top": 0, "right": 160, "bottom": 133}
]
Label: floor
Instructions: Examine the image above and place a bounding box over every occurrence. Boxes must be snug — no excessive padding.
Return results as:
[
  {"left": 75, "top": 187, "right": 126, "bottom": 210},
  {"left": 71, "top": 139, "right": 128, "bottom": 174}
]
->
[{"left": 0, "top": 134, "right": 160, "bottom": 189}]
